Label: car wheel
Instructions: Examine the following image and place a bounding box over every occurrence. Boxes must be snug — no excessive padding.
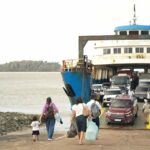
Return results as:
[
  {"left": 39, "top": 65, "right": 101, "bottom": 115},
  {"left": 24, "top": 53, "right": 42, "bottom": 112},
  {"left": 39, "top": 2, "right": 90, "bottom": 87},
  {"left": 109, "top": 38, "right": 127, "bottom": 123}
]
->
[
  {"left": 135, "top": 113, "right": 138, "bottom": 117},
  {"left": 102, "top": 103, "right": 106, "bottom": 107},
  {"left": 107, "top": 121, "right": 110, "bottom": 125},
  {"left": 130, "top": 118, "right": 135, "bottom": 125}
]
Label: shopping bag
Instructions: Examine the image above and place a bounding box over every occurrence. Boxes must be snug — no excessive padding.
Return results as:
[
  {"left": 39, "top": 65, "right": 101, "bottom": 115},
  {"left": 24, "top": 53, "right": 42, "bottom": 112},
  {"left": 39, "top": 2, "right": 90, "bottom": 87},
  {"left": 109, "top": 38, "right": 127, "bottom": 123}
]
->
[
  {"left": 67, "top": 119, "right": 78, "bottom": 138},
  {"left": 85, "top": 120, "right": 98, "bottom": 141},
  {"left": 54, "top": 112, "right": 63, "bottom": 124}
]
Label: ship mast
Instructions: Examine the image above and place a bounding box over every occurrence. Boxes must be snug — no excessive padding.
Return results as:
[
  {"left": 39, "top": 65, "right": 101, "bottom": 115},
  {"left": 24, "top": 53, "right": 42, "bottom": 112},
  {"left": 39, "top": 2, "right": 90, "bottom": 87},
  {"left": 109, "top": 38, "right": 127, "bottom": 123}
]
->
[{"left": 133, "top": 4, "right": 137, "bottom": 25}]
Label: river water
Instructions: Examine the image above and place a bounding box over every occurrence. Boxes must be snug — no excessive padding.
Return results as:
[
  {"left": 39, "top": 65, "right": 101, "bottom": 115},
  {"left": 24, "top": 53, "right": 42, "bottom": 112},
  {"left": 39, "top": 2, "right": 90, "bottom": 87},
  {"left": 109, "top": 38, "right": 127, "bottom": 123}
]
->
[{"left": 0, "top": 72, "right": 71, "bottom": 131}]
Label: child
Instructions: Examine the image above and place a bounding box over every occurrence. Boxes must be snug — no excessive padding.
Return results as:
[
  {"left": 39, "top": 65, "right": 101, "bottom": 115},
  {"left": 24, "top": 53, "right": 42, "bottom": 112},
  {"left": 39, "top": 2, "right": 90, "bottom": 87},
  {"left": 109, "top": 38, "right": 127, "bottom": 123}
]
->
[{"left": 31, "top": 115, "right": 40, "bottom": 142}]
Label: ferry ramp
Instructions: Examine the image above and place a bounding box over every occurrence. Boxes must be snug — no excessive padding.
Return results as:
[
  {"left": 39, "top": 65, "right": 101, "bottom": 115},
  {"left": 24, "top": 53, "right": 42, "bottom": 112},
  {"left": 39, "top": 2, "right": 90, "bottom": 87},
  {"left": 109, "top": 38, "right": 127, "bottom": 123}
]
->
[{"left": 100, "top": 103, "right": 150, "bottom": 130}]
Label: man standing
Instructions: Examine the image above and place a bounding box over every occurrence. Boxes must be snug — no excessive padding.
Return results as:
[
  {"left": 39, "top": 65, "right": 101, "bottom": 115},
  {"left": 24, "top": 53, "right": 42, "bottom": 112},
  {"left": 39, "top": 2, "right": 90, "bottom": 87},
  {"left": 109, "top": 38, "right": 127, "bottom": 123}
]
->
[{"left": 87, "top": 98, "right": 102, "bottom": 129}]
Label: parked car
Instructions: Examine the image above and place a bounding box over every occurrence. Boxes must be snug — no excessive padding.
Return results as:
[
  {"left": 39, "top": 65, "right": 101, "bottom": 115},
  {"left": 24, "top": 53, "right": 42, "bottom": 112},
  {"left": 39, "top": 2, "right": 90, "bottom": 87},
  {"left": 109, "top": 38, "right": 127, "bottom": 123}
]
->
[
  {"left": 102, "top": 82, "right": 111, "bottom": 90},
  {"left": 134, "top": 86, "right": 149, "bottom": 102},
  {"left": 103, "top": 88, "right": 122, "bottom": 107},
  {"left": 138, "top": 79, "right": 150, "bottom": 87},
  {"left": 105, "top": 95, "right": 138, "bottom": 125},
  {"left": 110, "top": 75, "right": 131, "bottom": 90},
  {"left": 91, "top": 84, "right": 103, "bottom": 94}
]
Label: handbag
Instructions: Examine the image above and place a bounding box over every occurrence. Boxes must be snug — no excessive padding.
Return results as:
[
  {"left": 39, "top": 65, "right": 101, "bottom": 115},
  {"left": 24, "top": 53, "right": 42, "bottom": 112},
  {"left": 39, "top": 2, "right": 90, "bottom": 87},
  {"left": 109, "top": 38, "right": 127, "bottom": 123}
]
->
[
  {"left": 82, "top": 104, "right": 89, "bottom": 117},
  {"left": 41, "top": 114, "right": 46, "bottom": 122}
]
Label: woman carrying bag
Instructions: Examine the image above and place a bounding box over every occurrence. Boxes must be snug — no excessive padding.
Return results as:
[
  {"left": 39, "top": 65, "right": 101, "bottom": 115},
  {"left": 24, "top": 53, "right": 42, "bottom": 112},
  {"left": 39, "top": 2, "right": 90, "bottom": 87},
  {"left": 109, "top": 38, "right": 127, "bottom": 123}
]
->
[{"left": 71, "top": 97, "right": 89, "bottom": 145}]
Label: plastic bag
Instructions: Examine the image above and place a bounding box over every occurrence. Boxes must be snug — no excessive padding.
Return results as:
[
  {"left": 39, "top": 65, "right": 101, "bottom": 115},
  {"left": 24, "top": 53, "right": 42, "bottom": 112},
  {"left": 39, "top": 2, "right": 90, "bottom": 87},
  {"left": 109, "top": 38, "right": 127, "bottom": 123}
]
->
[
  {"left": 67, "top": 120, "right": 78, "bottom": 138},
  {"left": 54, "top": 112, "right": 63, "bottom": 124},
  {"left": 85, "top": 120, "right": 98, "bottom": 141}
]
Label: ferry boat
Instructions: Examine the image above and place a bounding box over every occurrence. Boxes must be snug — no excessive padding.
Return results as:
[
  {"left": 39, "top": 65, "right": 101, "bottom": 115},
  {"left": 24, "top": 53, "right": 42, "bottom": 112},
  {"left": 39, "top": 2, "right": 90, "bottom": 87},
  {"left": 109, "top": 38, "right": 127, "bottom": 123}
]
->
[{"left": 61, "top": 5, "right": 150, "bottom": 105}]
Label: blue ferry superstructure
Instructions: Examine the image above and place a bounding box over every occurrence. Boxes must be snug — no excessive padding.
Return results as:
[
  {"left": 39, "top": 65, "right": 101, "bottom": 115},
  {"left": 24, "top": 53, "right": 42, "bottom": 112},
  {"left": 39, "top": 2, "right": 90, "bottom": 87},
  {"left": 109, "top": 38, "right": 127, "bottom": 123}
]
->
[{"left": 61, "top": 5, "right": 150, "bottom": 105}]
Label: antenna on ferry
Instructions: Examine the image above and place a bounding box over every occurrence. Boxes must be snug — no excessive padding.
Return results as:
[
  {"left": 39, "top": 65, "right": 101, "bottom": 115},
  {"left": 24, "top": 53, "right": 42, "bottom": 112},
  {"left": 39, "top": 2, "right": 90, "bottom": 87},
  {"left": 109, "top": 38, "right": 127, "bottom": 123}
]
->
[{"left": 133, "top": 4, "right": 137, "bottom": 25}]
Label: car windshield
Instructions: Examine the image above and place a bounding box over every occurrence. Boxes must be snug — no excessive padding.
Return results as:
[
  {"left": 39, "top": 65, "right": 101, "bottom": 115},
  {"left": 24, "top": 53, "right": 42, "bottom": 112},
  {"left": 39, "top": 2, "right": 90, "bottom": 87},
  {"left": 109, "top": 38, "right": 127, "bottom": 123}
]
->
[
  {"left": 111, "top": 76, "right": 129, "bottom": 85},
  {"left": 136, "top": 87, "right": 148, "bottom": 92},
  {"left": 111, "top": 99, "right": 131, "bottom": 108},
  {"left": 104, "top": 90, "right": 121, "bottom": 95}
]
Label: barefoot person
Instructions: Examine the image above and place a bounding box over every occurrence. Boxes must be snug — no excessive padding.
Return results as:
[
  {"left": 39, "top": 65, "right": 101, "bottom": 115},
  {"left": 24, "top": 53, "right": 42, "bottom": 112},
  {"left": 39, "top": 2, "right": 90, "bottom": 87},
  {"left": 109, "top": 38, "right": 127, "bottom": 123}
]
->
[{"left": 71, "top": 97, "right": 89, "bottom": 145}]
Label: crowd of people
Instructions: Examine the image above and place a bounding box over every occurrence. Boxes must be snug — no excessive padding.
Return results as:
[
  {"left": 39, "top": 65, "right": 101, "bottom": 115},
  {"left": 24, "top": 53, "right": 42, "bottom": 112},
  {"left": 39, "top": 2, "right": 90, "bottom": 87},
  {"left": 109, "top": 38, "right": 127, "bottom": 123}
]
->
[
  {"left": 30, "top": 85, "right": 150, "bottom": 144},
  {"left": 30, "top": 96, "right": 102, "bottom": 145}
]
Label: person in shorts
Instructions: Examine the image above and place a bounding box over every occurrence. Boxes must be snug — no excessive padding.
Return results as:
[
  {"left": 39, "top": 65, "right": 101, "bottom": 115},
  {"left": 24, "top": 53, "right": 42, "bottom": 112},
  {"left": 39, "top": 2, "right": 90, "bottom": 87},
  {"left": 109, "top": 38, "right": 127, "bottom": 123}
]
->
[
  {"left": 31, "top": 115, "right": 40, "bottom": 142},
  {"left": 71, "top": 97, "right": 89, "bottom": 145}
]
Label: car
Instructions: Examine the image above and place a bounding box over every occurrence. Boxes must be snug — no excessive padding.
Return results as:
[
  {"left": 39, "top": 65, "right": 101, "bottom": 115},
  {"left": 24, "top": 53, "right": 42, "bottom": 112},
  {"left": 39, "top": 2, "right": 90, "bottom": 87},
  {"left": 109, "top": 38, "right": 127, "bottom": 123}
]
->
[
  {"left": 134, "top": 86, "right": 149, "bottom": 102},
  {"left": 91, "top": 84, "right": 103, "bottom": 94},
  {"left": 105, "top": 95, "right": 138, "bottom": 125},
  {"left": 103, "top": 88, "right": 122, "bottom": 107},
  {"left": 102, "top": 82, "right": 111, "bottom": 90},
  {"left": 138, "top": 79, "right": 150, "bottom": 87},
  {"left": 110, "top": 75, "right": 131, "bottom": 90}
]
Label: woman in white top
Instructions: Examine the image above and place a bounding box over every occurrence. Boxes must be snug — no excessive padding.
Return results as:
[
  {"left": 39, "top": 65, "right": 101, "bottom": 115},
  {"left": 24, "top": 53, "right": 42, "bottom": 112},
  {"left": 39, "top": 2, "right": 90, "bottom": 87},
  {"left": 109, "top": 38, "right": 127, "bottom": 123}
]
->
[{"left": 72, "top": 97, "right": 89, "bottom": 145}]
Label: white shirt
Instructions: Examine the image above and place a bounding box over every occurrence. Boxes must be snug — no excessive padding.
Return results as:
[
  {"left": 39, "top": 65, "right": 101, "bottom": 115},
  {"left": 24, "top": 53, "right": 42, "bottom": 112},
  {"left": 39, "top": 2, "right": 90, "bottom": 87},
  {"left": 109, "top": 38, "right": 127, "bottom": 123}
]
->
[
  {"left": 147, "top": 91, "right": 150, "bottom": 99},
  {"left": 87, "top": 99, "right": 102, "bottom": 110},
  {"left": 72, "top": 103, "right": 86, "bottom": 117},
  {"left": 31, "top": 121, "right": 40, "bottom": 131}
]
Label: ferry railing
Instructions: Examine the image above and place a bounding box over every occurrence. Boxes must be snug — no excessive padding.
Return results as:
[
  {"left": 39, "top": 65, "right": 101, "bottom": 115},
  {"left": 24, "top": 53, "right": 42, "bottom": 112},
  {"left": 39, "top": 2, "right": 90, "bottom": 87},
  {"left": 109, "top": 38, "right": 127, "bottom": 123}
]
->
[{"left": 62, "top": 59, "right": 92, "bottom": 73}]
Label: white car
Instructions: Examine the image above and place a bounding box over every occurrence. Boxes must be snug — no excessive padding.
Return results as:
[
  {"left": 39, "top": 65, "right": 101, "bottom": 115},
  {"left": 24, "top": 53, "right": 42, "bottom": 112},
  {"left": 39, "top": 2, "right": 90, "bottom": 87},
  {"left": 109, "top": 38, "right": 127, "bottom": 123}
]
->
[
  {"left": 103, "top": 88, "right": 122, "bottom": 107},
  {"left": 91, "top": 84, "right": 103, "bottom": 95},
  {"left": 139, "top": 79, "right": 150, "bottom": 87}
]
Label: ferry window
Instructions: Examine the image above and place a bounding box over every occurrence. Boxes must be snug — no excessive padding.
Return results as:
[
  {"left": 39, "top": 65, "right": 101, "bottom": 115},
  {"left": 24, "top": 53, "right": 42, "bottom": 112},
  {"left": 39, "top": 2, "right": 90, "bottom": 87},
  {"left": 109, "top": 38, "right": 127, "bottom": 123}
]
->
[
  {"left": 103, "top": 49, "right": 111, "bottom": 54},
  {"left": 135, "top": 48, "right": 144, "bottom": 53},
  {"left": 129, "top": 31, "right": 138, "bottom": 35},
  {"left": 120, "top": 31, "right": 127, "bottom": 35},
  {"left": 113, "top": 48, "right": 121, "bottom": 54},
  {"left": 141, "top": 31, "right": 149, "bottom": 35},
  {"left": 124, "top": 48, "right": 132, "bottom": 53},
  {"left": 147, "top": 48, "right": 150, "bottom": 53}
]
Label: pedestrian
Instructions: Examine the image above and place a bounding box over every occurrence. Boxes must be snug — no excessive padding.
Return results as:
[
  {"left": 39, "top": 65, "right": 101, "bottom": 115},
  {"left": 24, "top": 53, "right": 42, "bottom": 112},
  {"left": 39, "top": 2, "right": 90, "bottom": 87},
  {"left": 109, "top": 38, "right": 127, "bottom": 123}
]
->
[
  {"left": 31, "top": 115, "right": 40, "bottom": 142},
  {"left": 71, "top": 97, "right": 89, "bottom": 145},
  {"left": 87, "top": 98, "right": 102, "bottom": 130},
  {"left": 147, "top": 88, "right": 150, "bottom": 104},
  {"left": 39, "top": 97, "right": 59, "bottom": 141},
  {"left": 128, "top": 89, "right": 134, "bottom": 98},
  {"left": 142, "top": 99, "right": 150, "bottom": 124}
]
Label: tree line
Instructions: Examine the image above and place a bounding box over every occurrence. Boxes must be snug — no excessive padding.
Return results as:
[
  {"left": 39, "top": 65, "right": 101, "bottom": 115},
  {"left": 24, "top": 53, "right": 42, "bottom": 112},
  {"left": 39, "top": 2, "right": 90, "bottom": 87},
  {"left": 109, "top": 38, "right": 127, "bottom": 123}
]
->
[{"left": 0, "top": 60, "right": 61, "bottom": 72}]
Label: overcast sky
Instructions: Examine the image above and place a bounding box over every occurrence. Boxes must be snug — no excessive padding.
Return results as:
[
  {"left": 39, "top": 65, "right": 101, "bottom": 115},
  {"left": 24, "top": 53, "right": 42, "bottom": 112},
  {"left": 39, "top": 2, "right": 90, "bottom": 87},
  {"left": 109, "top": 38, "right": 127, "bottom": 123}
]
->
[{"left": 0, "top": 0, "right": 150, "bottom": 64}]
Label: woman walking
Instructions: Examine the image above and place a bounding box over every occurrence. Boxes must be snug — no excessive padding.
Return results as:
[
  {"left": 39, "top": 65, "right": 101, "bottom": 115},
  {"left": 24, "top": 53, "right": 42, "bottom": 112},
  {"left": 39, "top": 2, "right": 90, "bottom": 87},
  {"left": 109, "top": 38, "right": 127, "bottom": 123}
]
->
[
  {"left": 71, "top": 97, "right": 89, "bottom": 145},
  {"left": 40, "top": 97, "right": 59, "bottom": 141}
]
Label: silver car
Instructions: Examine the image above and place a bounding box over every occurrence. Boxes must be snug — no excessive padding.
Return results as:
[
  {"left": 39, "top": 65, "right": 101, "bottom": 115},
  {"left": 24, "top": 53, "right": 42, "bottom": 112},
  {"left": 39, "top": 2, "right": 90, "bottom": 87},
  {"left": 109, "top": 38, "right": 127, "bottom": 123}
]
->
[
  {"left": 134, "top": 86, "right": 149, "bottom": 102},
  {"left": 103, "top": 88, "right": 122, "bottom": 107}
]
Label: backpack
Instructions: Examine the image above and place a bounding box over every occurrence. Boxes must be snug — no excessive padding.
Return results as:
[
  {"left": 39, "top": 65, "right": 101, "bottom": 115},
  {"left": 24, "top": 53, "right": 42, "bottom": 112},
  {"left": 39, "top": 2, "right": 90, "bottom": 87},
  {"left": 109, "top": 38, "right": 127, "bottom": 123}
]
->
[
  {"left": 45, "top": 105, "right": 54, "bottom": 119},
  {"left": 91, "top": 102, "right": 100, "bottom": 119}
]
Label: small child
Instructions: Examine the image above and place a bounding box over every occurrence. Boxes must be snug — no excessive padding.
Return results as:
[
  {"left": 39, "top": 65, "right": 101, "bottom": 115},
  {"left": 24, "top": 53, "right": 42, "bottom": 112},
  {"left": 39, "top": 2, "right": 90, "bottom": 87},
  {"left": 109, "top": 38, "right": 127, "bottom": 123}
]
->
[{"left": 31, "top": 115, "right": 40, "bottom": 142}]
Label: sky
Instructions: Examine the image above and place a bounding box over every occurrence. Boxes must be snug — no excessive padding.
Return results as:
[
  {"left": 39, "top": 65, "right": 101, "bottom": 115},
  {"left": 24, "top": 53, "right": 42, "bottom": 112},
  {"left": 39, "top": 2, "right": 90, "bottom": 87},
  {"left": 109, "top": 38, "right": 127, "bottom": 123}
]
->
[{"left": 0, "top": 0, "right": 150, "bottom": 64}]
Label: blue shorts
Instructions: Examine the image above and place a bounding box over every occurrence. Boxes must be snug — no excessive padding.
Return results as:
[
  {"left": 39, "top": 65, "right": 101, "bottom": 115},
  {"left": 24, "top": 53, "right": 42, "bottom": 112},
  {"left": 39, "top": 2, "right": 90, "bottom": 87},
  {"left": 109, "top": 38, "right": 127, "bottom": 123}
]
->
[{"left": 76, "top": 115, "right": 87, "bottom": 132}]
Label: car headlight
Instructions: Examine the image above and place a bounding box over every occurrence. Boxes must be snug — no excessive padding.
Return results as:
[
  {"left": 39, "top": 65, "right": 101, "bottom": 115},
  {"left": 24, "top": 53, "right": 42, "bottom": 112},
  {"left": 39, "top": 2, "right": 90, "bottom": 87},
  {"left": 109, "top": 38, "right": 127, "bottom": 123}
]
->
[{"left": 125, "top": 111, "right": 132, "bottom": 117}]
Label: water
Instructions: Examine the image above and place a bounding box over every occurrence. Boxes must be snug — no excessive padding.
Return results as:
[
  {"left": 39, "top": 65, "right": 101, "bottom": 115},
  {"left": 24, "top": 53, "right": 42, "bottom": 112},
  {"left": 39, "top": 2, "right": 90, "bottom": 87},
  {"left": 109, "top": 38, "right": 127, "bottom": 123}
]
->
[{"left": 0, "top": 72, "right": 71, "bottom": 131}]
